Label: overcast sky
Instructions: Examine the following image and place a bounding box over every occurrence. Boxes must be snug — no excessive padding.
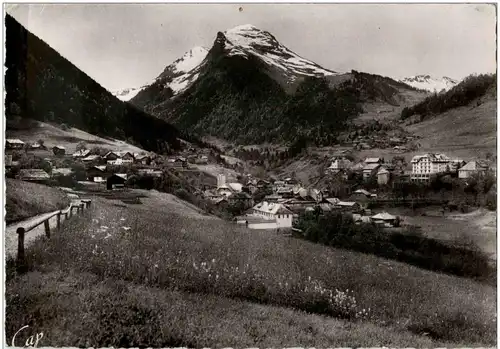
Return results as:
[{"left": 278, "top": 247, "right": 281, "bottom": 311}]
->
[{"left": 6, "top": 3, "right": 497, "bottom": 92}]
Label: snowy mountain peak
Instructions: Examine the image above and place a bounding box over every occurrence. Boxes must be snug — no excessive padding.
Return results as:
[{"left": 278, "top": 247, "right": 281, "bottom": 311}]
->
[
  {"left": 169, "top": 46, "right": 209, "bottom": 74},
  {"left": 219, "top": 24, "right": 340, "bottom": 81},
  {"left": 400, "top": 75, "right": 459, "bottom": 92}
]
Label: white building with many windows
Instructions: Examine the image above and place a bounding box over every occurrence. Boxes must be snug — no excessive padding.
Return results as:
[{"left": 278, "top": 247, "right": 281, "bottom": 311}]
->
[
  {"left": 410, "top": 153, "right": 461, "bottom": 181},
  {"left": 250, "top": 201, "right": 294, "bottom": 229}
]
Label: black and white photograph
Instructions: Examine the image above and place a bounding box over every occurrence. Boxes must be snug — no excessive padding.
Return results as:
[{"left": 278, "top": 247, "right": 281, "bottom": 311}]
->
[{"left": 3, "top": 2, "right": 497, "bottom": 347}]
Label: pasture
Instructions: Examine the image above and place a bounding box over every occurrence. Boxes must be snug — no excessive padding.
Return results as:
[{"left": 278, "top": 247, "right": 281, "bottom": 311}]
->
[{"left": 5, "top": 191, "right": 496, "bottom": 347}]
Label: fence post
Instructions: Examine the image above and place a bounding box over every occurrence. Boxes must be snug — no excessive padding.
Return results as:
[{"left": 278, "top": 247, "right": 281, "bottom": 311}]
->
[
  {"left": 65, "top": 210, "right": 69, "bottom": 220},
  {"left": 17, "top": 227, "right": 25, "bottom": 266},
  {"left": 44, "top": 219, "right": 51, "bottom": 239},
  {"left": 70, "top": 206, "right": 74, "bottom": 217},
  {"left": 57, "top": 212, "right": 61, "bottom": 230}
]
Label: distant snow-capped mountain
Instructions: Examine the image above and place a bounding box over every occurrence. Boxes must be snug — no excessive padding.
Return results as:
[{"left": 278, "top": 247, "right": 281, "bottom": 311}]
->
[
  {"left": 399, "top": 75, "right": 459, "bottom": 93},
  {"left": 112, "top": 46, "right": 209, "bottom": 101},
  {"left": 113, "top": 86, "right": 148, "bottom": 101}
]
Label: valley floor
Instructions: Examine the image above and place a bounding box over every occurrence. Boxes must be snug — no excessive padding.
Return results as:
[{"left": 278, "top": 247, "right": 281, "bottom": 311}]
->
[{"left": 5, "top": 188, "right": 496, "bottom": 347}]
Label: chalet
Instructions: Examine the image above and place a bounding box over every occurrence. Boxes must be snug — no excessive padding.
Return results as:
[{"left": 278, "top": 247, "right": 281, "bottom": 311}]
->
[
  {"left": 51, "top": 168, "right": 73, "bottom": 176},
  {"left": 82, "top": 155, "right": 103, "bottom": 164},
  {"left": 309, "top": 188, "right": 326, "bottom": 203},
  {"left": 263, "top": 194, "right": 283, "bottom": 202},
  {"left": 317, "top": 203, "right": 332, "bottom": 214},
  {"left": 349, "top": 189, "right": 375, "bottom": 202},
  {"left": 293, "top": 187, "right": 309, "bottom": 199},
  {"left": 256, "top": 179, "right": 271, "bottom": 188},
  {"left": 52, "top": 145, "right": 66, "bottom": 156},
  {"left": 365, "top": 157, "right": 384, "bottom": 165},
  {"left": 29, "top": 142, "right": 46, "bottom": 150},
  {"left": 137, "top": 168, "right": 163, "bottom": 177},
  {"left": 284, "top": 177, "right": 298, "bottom": 185},
  {"left": 227, "top": 182, "right": 244, "bottom": 193},
  {"left": 18, "top": 169, "right": 50, "bottom": 183},
  {"left": 6, "top": 139, "right": 25, "bottom": 150},
  {"left": 352, "top": 214, "right": 372, "bottom": 225},
  {"left": 334, "top": 201, "right": 361, "bottom": 212},
  {"left": 458, "top": 161, "right": 490, "bottom": 179},
  {"left": 328, "top": 157, "right": 352, "bottom": 173},
  {"left": 167, "top": 157, "right": 187, "bottom": 168},
  {"left": 350, "top": 162, "right": 365, "bottom": 173},
  {"left": 107, "top": 173, "right": 127, "bottom": 190},
  {"left": 108, "top": 158, "right": 133, "bottom": 166},
  {"left": 72, "top": 149, "right": 91, "bottom": 159},
  {"left": 87, "top": 165, "right": 107, "bottom": 182},
  {"left": 203, "top": 190, "right": 222, "bottom": 202},
  {"left": 250, "top": 201, "right": 294, "bottom": 229},
  {"left": 134, "top": 154, "right": 152, "bottom": 165},
  {"left": 228, "top": 192, "right": 254, "bottom": 209},
  {"left": 116, "top": 151, "right": 135, "bottom": 162},
  {"left": 377, "top": 167, "right": 391, "bottom": 185},
  {"left": 393, "top": 145, "right": 408, "bottom": 153},
  {"left": 276, "top": 187, "right": 294, "bottom": 198},
  {"left": 363, "top": 163, "right": 382, "bottom": 180},
  {"left": 195, "top": 155, "right": 209, "bottom": 164},
  {"left": 371, "top": 212, "right": 398, "bottom": 227},
  {"left": 104, "top": 151, "right": 120, "bottom": 161}
]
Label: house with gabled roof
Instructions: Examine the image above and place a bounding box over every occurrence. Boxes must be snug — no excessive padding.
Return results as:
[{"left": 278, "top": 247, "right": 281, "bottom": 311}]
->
[
  {"left": 87, "top": 165, "right": 108, "bottom": 182},
  {"left": 458, "top": 161, "right": 490, "bottom": 179},
  {"left": 17, "top": 169, "right": 50, "bottom": 183},
  {"left": 363, "top": 163, "right": 382, "bottom": 180},
  {"left": 73, "top": 149, "right": 91, "bottom": 158},
  {"left": 52, "top": 145, "right": 66, "bottom": 156},
  {"left": 6, "top": 138, "right": 25, "bottom": 150},
  {"left": 365, "top": 157, "right": 384, "bottom": 164},
  {"left": 250, "top": 201, "right": 294, "bottom": 229},
  {"left": 377, "top": 167, "right": 391, "bottom": 185}
]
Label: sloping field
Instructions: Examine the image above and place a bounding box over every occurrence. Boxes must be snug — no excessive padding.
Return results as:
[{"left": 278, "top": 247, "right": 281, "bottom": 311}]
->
[
  {"left": 5, "top": 194, "right": 496, "bottom": 347},
  {"left": 6, "top": 119, "right": 146, "bottom": 154},
  {"left": 5, "top": 178, "right": 70, "bottom": 224},
  {"left": 406, "top": 98, "right": 496, "bottom": 159}
]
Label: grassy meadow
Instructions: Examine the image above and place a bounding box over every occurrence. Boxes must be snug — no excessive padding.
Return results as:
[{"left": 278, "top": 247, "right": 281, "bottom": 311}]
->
[
  {"left": 5, "top": 193, "right": 496, "bottom": 347},
  {"left": 5, "top": 178, "right": 70, "bottom": 224}
]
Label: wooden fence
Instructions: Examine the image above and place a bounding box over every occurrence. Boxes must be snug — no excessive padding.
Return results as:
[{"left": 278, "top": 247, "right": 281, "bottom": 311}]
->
[{"left": 16, "top": 199, "right": 92, "bottom": 268}]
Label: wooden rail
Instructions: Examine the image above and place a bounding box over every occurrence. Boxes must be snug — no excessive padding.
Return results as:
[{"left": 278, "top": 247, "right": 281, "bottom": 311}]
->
[{"left": 16, "top": 199, "right": 92, "bottom": 269}]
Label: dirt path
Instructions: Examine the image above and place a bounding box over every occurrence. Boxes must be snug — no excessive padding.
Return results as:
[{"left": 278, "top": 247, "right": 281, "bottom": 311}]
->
[{"left": 5, "top": 198, "right": 84, "bottom": 260}]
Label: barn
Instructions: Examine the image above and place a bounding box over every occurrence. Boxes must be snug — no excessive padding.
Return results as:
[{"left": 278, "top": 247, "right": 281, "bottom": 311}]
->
[{"left": 107, "top": 173, "right": 127, "bottom": 190}]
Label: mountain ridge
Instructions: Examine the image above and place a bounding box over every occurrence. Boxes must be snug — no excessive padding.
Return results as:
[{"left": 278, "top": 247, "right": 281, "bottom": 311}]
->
[
  {"left": 5, "top": 13, "right": 181, "bottom": 153},
  {"left": 124, "top": 24, "right": 426, "bottom": 144}
]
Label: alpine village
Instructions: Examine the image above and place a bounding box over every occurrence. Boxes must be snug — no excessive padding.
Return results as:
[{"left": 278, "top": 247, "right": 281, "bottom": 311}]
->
[{"left": 4, "top": 10, "right": 497, "bottom": 349}]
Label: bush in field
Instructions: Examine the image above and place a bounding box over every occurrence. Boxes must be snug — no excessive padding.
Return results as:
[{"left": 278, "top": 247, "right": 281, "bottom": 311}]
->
[
  {"left": 70, "top": 163, "right": 87, "bottom": 181},
  {"left": 17, "top": 154, "right": 52, "bottom": 174}
]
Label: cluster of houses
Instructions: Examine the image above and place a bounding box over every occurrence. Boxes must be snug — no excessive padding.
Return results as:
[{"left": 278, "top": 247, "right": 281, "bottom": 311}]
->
[
  {"left": 327, "top": 154, "right": 395, "bottom": 185},
  {"left": 237, "top": 151, "right": 496, "bottom": 231},
  {"left": 238, "top": 187, "right": 400, "bottom": 231},
  {"left": 411, "top": 153, "right": 495, "bottom": 181},
  {"left": 202, "top": 174, "right": 254, "bottom": 208},
  {"left": 326, "top": 151, "right": 495, "bottom": 185}
]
